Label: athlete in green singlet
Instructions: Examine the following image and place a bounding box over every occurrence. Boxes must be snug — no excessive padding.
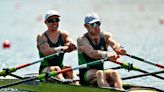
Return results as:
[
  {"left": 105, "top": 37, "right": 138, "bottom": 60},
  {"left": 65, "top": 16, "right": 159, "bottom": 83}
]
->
[
  {"left": 77, "top": 13, "right": 127, "bottom": 89},
  {"left": 37, "top": 10, "right": 78, "bottom": 85}
]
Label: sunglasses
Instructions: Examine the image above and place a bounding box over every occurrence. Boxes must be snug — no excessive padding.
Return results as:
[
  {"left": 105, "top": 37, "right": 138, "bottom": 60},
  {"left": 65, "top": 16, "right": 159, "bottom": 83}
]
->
[
  {"left": 47, "top": 18, "right": 60, "bottom": 23},
  {"left": 88, "top": 21, "right": 101, "bottom": 28}
]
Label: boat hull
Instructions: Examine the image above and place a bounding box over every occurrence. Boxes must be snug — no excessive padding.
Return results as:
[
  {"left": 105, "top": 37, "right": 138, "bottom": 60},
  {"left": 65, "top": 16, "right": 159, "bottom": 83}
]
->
[{"left": 0, "top": 79, "right": 160, "bottom": 92}]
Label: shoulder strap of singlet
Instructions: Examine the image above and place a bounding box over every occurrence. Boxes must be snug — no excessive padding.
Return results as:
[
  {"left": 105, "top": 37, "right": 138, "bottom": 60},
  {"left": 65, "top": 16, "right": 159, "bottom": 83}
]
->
[
  {"left": 44, "top": 32, "right": 50, "bottom": 42},
  {"left": 44, "top": 31, "right": 64, "bottom": 47},
  {"left": 85, "top": 32, "right": 107, "bottom": 50},
  {"left": 85, "top": 33, "right": 94, "bottom": 46},
  {"left": 99, "top": 32, "right": 107, "bottom": 50}
]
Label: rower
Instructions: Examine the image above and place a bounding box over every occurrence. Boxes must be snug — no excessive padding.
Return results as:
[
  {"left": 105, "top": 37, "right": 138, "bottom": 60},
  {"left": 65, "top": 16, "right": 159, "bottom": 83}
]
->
[
  {"left": 36, "top": 10, "right": 79, "bottom": 85},
  {"left": 77, "top": 13, "right": 127, "bottom": 89}
]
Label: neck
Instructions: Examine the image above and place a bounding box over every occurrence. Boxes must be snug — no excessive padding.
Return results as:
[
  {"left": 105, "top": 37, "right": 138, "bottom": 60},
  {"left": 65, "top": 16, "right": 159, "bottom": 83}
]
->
[
  {"left": 88, "top": 32, "right": 100, "bottom": 38},
  {"left": 47, "top": 30, "right": 59, "bottom": 37},
  {"left": 48, "top": 28, "right": 58, "bottom": 33},
  {"left": 87, "top": 33, "right": 100, "bottom": 44}
]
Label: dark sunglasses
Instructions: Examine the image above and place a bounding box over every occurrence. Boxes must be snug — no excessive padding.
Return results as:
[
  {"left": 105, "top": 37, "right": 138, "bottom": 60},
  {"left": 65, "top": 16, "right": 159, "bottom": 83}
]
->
[
  {"left": 47, "top": 18, "right": 60, "bottom": 23},
  {"left": 89, "top": 21, "right": 101, "bottom": 28}
]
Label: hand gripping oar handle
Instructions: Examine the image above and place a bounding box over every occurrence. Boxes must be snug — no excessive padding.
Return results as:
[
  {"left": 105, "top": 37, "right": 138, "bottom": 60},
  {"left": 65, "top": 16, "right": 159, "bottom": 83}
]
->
[
  {"left": 125, "top": 53, "right": 164, "bottom": 69},
  {"left": 0, "top": 51, "right": 64, "bottom": 76}
]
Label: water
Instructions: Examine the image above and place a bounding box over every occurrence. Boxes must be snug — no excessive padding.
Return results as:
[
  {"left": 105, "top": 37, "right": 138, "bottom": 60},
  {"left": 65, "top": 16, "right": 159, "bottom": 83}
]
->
[{"left": 0, "top": 0, "right": 164, "bottom": 91}]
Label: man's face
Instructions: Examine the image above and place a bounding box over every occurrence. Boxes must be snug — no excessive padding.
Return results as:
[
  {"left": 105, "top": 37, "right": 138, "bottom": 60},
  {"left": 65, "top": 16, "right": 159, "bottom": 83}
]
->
[
  {"left": 85, "top": 21, "right": 101, "bottom": 35},
  {"left": 45, "top": 15, "right": 60, "bottom": 31}
]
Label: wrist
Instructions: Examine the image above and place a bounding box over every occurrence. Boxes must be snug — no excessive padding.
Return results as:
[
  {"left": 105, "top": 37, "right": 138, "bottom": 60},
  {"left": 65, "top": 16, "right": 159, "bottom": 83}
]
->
[
  {"left": 54, "top": 47, "right": 62, "bottom": 53},
  {"left": 101, "top": 52, "right": 108, "bottom": 59}
]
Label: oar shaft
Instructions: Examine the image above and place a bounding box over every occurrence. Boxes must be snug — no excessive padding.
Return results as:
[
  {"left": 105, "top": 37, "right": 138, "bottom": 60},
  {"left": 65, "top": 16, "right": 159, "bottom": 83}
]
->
[
  {"left": 126, "top": 53, "right": 164, "bottom": 69},
  {"left": 16, "top": 64, "right": 31, "bottom": 70},
  {"left": 135, "top": 69, "right": 164, "bottom": 80},
  {"left": 0, "top": 77, "right": 37, "bottom": 89},
  {"left": 0, "top": 52, "right": 63, "bottom": 76},
  {"left": 16, "top": 58, "right": 44, "bottom": 70},
  {"left": 57, "top": 59, "right": 105, "bottom": 74},
  {"left": 37, "top": 57, "right": 91, "bottom": 80},
  {"left": 109, "top": 66, "right": 122, "bottom": 70},
  {"left": 16, "top": 51, "right": 63, "bottom": 70},
  {"left": 9, "top": 74, "right": 25, "bottom": 79},
  {"left": 122, "top": 70, "right": 164, "bottom": 80},
  {"left": 156, "top": 64, "right": 164, "bottom": 69},
  {"left": 107, "top": 60, "right": 164, "bottom": 80}
]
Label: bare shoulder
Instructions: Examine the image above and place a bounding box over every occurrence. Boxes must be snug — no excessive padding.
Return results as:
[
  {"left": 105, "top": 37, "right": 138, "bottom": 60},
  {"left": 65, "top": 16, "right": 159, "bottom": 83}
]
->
[
  {"left": 37, "top": 33, "right": 45, "bottom": 40},
  {"left": 36, "top": 32, "right": 47, "bottom": 45},
  {"left": 77, "top": 35, "right": 83, "bottom": 42},
  {"left": 77, "top": 34, "right": 88, "bottom": 44},
  {"left": 103, "top": 31, "right": 113, "bottom": 38},
  {"left": 77, "top": 34, "right": 91, "bottom": 52},
  {"left": 103, "top": 31, "right": 114, "bottom": 47},
  {"left": 60, "top": 30, "right": 70, "bottom": 36}
]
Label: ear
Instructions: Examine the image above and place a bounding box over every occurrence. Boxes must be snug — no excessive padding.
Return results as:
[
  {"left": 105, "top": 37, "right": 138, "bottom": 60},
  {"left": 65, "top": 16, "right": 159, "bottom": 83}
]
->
[
  {"left": 44, "top": 21, "right": 47, "bottom": 24},
  {"left": 84, "top": 24, "right": 88, "bottom": 28}
]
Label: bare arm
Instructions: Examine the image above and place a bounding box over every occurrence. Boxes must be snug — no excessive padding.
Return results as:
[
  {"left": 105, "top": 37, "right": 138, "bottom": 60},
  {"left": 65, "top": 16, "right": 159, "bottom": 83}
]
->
[
  {"left": 104, "top": 32, "right": 126, "bottom": 55},
  {"left": 37, "top": 33, "right": 55, "bottom": 56},
  {"left": 77, "top": 36, "right": 101, "bottom": 59},
  {"left": 77, "top": 35, "right": 117, "bottom": 61},
  {"left": 37, "top": 33, "right": 67, "bottom": 56},
  {"left": 61, "top": 30, "right": 77, "bottom": 52}
]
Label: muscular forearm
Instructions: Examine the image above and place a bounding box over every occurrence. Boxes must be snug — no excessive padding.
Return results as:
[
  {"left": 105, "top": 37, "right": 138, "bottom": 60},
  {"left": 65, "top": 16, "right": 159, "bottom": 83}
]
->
[
  {"left": 86, "top": 50, "right": 118, "bottom": 62},
  {"left": 112, "top": 43, "right": 121, "bottom": 51},
  {"left": 86, "top": 50, "right": 107, "bottom": 59},
  {"left": 40, "top": 46, "right": 68, "bottom": 56},
  {"left": 40, "top": 48, "right": 56, "bottom": 56}
]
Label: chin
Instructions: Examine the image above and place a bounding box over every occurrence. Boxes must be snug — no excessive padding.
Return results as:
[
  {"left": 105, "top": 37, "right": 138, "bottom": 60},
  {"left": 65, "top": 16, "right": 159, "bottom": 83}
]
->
[
  {"left": 52, "top": 28, "right": 58, "bottom": 31},
  {"left": 52, "top": 30, "right": 58, "bottom": 32},
  {"left": 52, "top": 26, "right": 58, "bottom": 30},
  {"left": 95, "top": 31, "right": 100, "bottom": 35},
  {"left": 94, "top": 29, "right": 100, "bottom": 32}
]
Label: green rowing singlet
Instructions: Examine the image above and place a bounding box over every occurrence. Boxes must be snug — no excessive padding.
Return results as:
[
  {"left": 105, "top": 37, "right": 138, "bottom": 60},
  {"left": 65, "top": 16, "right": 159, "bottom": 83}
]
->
[
  {"left": 38, "top": 31, "right": 64, "bottom": 74},
  {"left": 78, "top": 32, "right": 107, "bottom": 85}
]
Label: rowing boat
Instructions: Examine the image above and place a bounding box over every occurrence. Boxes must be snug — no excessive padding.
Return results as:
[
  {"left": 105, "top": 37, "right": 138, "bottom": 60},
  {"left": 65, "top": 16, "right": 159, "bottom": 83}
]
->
[
  {"left": 0, "top": 52, "right": 163, "bottom": 92},
  {"left": 0, "top": 78, "right": 161, "bottom": 92},
  {"left": 0, "top": 73, "right": 163, "bottom": 92}
]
